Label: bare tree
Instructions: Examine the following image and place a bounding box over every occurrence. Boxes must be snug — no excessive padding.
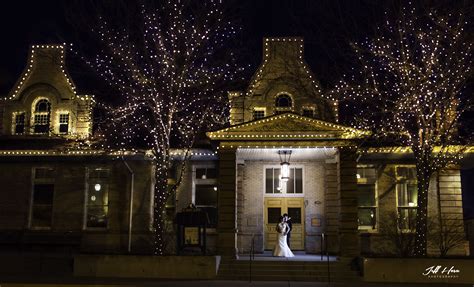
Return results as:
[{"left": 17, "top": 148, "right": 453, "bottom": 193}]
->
[
  {"left": 429, "top": 174, "right": 467, "bottom": 257},
  {"left": 331, "top": 4, "right": 473, "bottom": 256},
  {"left": 73, "top": 0, "right": 243, "bottom": 255},
  {"left": 379, "top": 212, "right": 416, "bottom": 257}
]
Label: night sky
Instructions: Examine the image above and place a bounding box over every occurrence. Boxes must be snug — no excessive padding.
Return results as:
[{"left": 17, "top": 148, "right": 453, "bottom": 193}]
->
[
  {"left": 0, "top": 0, "right": 472, "bottom": 216},
  {"left": 0, "top": 0, "right": 397, "bottom": 95}
]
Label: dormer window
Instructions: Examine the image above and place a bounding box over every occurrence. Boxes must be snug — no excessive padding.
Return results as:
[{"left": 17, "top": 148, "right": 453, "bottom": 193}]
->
[
  {"left": 302, "top": 108, "right": 315, "bottom": 118},
  {"left": 275, "top": 94, "right": 292, "bottom": 108},
  {"left": 253, "top": 108, "right": 266, "bottom": 120},
  {"left": 14, "top": 113, "right": 26, "bottom": 134},
  {"left": 33, "top": 99, "right": 51, "bottom": 134}
]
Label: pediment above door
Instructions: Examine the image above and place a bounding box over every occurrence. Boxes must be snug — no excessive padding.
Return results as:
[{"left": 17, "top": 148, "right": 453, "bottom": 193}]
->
[{"left": 207, "top": 112, "right": 369, "bottom": 141}]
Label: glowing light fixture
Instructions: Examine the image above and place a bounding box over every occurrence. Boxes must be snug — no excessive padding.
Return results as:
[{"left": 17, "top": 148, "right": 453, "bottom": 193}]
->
[
  {"left": 278, "top": 150, "right": 292, "bottom": 182},
  {"left": 94, "top": 184, "right": 101, "bottom": 191}
]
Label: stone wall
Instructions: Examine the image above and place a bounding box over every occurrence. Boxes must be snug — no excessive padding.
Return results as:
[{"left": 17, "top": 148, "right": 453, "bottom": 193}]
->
[
  {"left": 236, "top": 159, "right": 326, "bottom": 254},
  {"left": 216, "top": 148, "right": 238, "bottom": 256},
  {"left": 0, "top": 156, "right": 154, "bottom": 254},
  {"left": 359, "top": 164, "right": 468, "bottom": 256},
  {"left": 0, "top": 46, "right": 92, "bottom": 138},
  {"left": 324, "top": 160, "right": 340, "bottom": 253},
  {"left": 228, "top": 38, "right": 336, "bottom": 125}
]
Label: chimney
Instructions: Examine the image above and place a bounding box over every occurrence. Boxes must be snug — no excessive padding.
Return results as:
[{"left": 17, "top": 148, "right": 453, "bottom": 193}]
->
[{"left": 263, "top": 37, "right": 304, "bottom": 62}]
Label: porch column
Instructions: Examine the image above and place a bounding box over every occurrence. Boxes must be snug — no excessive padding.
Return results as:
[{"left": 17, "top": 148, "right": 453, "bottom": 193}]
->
[
  {"left": 216, "top": 147, "right": 238, "bottom": 256},
  {"left": 338, "top": 147, "right": 360, "bottom": 256}
]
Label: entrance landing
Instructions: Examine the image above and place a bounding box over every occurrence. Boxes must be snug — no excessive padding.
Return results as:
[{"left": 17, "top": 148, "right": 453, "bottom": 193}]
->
[{"left": 237, "top": 251, "right": 337, "bottom": 261}]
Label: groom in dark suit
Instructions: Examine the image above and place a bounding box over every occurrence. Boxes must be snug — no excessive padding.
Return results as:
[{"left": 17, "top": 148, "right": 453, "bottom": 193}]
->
[{"left": 283, "top": 213, "right": 292, "bottom": 248}]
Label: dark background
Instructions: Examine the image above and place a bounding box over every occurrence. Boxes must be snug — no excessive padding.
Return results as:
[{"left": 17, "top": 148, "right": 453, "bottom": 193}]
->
[{"left": 0, "top": 0, "right": 400, "bottom": 94}]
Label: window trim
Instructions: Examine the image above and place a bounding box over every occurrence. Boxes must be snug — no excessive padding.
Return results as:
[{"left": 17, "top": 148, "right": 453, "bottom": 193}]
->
[
  {"left": 274, "top": 92, "right": 294, "bottom": 113},
  {"left": 192, "top": 164, "right": 218, "bottom": 228},
  {"left": 83, "top": 167, "right": 110, "bottom": 230},
  {"left": 357, "top": 165, "right": 378, "bottom": 232},
  {"left": 192, "top": 164, "right": 218, "bottom": 205},
  {"left": 395, "top": 165, "right": 418, "bottom": 232},
  {"left": 263, "top": 165, "right": 304, "bottom": 197},
  {"left": 301, "top": 106, "right": 315, "bottom": 118},
  {"left": 12, "top": 111, "right": 26, "bottom": 135},
  {"left": 252, "top": 107, "right": 266, "bottom": 120},
  {"left": 31, "top": 98, "right": 51, "bottom": 135},
  {"left": 58, "top": 112, "right": 70, "bottom": 134},
  {"left": 29, "top": 167, "right": 55, "bottom": 230}
]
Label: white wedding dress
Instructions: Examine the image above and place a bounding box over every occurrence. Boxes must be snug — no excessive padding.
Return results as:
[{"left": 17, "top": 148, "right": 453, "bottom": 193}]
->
[{"left": 272, "top": 222, "right": 294, "bottom": 257}]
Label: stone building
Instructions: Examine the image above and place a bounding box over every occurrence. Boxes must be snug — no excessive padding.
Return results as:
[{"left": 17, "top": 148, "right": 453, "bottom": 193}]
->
[
  {"left": 0, "top": 45, "right": 155, "bottom": 254},
  {"left": 0, "top": 39, "right": 471, "bottom": 258}
]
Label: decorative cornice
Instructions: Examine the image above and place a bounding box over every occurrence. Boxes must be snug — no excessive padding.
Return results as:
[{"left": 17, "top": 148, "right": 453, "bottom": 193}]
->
[{"left": 207, "top": 113, "right": 369, "bottom": 141}]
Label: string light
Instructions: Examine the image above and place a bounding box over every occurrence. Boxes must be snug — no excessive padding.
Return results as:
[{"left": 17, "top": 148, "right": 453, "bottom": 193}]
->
[
  {"left": 331, "top": 4, "right": 472, "bottom": 256},
  {"left": 73, "top": 0, "right": 243, "bottom": 255},
  {"left": 208, "top": 113, "right": 368, "bottom": 140},
  {"left": 3, "top": 45, "right": 94, "bottom": 139}
]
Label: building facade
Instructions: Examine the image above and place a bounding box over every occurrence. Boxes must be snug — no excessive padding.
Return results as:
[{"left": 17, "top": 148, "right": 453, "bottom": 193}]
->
[{"left": 0, "top": 39, "right": 470, "bottom": 258}]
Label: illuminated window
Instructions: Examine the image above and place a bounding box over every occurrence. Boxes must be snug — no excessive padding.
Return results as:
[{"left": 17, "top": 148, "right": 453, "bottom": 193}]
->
[
  {"left": 33, "top": 99, "right": 51, "bottom": 134},
  {"left": 253, "top": 108, "right": 265, "bottom": 120},
  {"left": 86, "top": 169, "right": 109, "bottom": 228},
  {"left": 14, "top": 113, "right": 25, "bottom": 134},
  {"left": 30, "top": 167, "right": 55, "bottom": 229},
  {"left": 193, "top": 166, "right": 218, "bottom": 227},
  {"left": 396, "top": 166, "right": 417, "bottom": 230},
  {"left": 265, "top": 167, "right": 302, "bottom": 194},
  {"left": 59, "top": 113, "right": 69, "bottom": 134},
  {"left": 357, "top": 166, "right": 377, "bottom": 230},
  {"left": 275, "top": 94, "right": 292, "bottom": 108}
]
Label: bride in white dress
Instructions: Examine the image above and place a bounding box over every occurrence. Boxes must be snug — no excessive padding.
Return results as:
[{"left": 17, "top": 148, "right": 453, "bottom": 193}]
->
[{"left": 273, "top": 216, "right": 294, "bottom": 257}]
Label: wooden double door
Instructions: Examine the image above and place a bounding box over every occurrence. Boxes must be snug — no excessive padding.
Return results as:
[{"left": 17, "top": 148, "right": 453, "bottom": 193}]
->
[{"left": 264, "top": 197, "right": 304, "bottom": 250}]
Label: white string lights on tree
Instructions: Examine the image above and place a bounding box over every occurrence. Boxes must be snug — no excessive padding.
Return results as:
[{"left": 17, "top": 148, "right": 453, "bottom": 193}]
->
[
  {"left": 75, "top": 0, "right": 244, "bottom": 255},
  {"left": 331, "top": 4, "right": 472, "bottom": 256}
]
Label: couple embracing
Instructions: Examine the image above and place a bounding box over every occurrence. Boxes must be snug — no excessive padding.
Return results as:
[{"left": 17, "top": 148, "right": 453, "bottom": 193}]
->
[{"left": 272, "top": 213, "right": 294, "bottom": 257}]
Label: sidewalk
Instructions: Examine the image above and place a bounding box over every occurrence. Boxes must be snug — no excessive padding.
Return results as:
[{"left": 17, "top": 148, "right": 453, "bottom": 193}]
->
[{"left": 1, "top": 279, "right": 472, "bottom": 287}]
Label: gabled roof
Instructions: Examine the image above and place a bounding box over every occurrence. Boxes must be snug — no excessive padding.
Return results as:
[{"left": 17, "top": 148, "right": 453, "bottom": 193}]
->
[
  {"left": 207, "top": 113, "right": 369, "bottom": 141},
  {"left": 6, "top": 45, "right": 76, "bottom": 101}
]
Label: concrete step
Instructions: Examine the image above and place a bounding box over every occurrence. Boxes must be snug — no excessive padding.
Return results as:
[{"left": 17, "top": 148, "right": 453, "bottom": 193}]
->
[
  {"left": 217, "top": 259, "right": 362, "bottom": 282},
  {"left": 216, "top": 274, "right": 361, "bottom": 282}
]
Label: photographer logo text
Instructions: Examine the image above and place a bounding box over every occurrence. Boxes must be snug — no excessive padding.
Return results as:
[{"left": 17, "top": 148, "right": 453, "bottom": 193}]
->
[{"left": 422, "top": 265, "right": 460, "bottom": 279}]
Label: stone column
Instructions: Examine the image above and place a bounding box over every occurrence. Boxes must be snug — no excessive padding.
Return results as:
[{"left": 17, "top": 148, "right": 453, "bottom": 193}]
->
[
  {"left": 216, "top": 147, "right": 238, "bottom": 257},
  {"left": 338, "top": 147, "right": 360, "bottom": 256}
]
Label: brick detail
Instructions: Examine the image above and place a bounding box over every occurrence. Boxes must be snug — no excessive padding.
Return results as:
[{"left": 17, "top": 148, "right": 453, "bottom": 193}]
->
[
  {"left": 217, "top": 148, "right": 238, "bottom": 256},
  {"left": 324, "top": 161, "right": 339, "bottom": 253},
  {"left": 338, "top": 148, "right": 360, "bottom": 256}
]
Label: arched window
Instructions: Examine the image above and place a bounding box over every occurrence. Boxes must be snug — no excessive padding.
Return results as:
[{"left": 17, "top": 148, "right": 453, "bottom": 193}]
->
[
  {"left": 33, "top": 99, "right": 51, "bottom": 134},
  {"left": 275, "top": 94, "right": 292, "bottom": 108}
]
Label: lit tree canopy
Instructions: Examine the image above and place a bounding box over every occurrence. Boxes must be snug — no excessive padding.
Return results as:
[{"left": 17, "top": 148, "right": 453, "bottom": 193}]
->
[
  {"left": 75, "top": 0, "right": 244, "bottom": 255},
  {"left": 332, "top": 5, "right": 473, "bottom": 256}
]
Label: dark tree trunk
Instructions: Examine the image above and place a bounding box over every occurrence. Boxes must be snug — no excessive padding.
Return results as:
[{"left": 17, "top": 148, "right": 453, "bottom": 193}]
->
[
  {"left": 152, "top": 155, "right": 171, "bottom": 255},
  {"left": 413, "top": 159, "right": 431, "bottom": 257}
]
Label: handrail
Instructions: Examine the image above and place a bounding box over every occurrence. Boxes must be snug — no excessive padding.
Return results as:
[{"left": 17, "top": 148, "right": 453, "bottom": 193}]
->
[
  {"left": 318, "top": 233, "right": 330, "bottom": 283},
  {"left": 249, "top": 234, "right": 255, "bottom": 282},
  {"left": 321, "top": 233, "right": 324, "bottom": 260},
  {"left": 326, "top": 233, "right": 330, "bottom": 284}
]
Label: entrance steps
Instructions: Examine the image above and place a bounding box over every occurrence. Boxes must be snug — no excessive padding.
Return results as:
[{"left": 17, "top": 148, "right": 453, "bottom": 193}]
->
[{"left": 216, "top": 256, "right": 362, "bottom": 282}]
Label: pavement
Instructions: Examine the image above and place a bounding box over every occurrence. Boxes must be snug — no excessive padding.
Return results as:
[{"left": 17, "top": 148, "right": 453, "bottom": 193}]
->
[{"left": 1, "top": 279, "right": 472, "bottom": 287}]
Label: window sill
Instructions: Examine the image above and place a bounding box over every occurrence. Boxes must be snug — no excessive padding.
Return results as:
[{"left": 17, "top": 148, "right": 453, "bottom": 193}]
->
[
  {"left": 28, "top": 227, "right": 52, "bottom": 231},
  {"left": 83, "top": 227, "right": 109, "bottom": 232},
  {"left": 358, "top": 228, "right": 378, "bottom": 234}
]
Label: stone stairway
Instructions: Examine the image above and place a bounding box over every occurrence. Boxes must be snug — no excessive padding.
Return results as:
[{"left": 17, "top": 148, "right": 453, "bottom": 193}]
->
[{"left": 216, "top": 256, "right": 362, "bottom": 282}]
